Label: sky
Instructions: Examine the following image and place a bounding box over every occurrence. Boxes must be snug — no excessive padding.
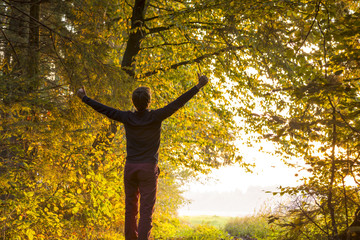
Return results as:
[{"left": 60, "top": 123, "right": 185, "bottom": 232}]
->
[
  {"left": 178, "top": 142, "right": 304, "bottom": 216},
  {"left": 176, "top": 69, "right": 307, "bottom": 217}
]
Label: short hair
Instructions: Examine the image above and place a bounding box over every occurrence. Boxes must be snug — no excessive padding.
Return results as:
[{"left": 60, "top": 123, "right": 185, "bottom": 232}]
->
[{"left": 132, "top": 86, "right": 151, "bottom": 111}]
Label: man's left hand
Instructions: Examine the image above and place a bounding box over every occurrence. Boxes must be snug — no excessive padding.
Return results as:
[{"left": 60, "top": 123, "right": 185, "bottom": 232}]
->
[{"left": 77, "top": 87, "right": 86, "bottom": 99}]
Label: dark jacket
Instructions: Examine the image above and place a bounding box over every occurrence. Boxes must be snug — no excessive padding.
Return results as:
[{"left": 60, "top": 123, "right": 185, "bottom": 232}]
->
[{"left": 82, "top": 86, "right": 199, "bottom": 163}]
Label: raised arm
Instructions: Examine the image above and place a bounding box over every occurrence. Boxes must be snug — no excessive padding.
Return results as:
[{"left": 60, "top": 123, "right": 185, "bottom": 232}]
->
[
  {"left": 77, "top": 87, "right": 126, "bottom": 122},
  {"left": 155, "top": 74, "right": 209, "bottom": 121}
]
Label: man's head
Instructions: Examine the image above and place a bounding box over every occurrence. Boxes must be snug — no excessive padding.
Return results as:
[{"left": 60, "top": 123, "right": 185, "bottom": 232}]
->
[{"left": 132, "top": 86, "right": 151, "bottom": 111}]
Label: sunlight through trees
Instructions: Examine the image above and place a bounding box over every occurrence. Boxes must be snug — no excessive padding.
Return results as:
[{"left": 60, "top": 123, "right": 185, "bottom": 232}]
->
[{"left": 1, "top": 0, "right": 360, "bottom": 239}]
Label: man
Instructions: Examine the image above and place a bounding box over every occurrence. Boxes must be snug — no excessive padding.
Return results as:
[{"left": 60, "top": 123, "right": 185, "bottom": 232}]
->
[{"left": 77, "top": 73, "right": 209, "bottom": 240}]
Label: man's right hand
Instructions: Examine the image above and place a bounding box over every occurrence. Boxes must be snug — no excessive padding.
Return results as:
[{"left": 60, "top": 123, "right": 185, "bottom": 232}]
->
[
  {"left": 77, "top": 87, "right": 86, "bottom": 99},
  {"left": 196, "top": 73, "right": 209, "bottom": 89}
]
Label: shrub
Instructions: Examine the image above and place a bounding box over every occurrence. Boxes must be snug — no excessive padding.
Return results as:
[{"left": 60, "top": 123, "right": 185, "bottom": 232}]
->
[
  {"left": 175, "top": 224, "right": 230, "bottom": 240},
  {"left": 152, "top": 217, "right": 181, "bottom": 239},
  {"left": 225, "top": 215, "right": 272, "bottom": 240}
]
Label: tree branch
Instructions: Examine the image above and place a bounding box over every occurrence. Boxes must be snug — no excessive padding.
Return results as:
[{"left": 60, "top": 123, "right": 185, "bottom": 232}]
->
[
  {"left": 2, "top": 0, "right": 73, "bottom": 42},
  {"left": 0, "top": 27, "right": 20, "bottom": 67},
  {"left": 140, "top": 45, "right": 244, "bottom": 78},
  {"left": 146, "top": 21, "right": 227, "bottom": 35},
  {"left": 295, "top": 1, "right": 321, "bottom": 54},
  {"left": 344, "top": 77, "right": 360, "bottom": 82},
  {"left": 335, "top": 108, "right": 360, "bottom": 134},
  {"left": 148, "top": 3, "right": 172, "bottom": 12},
  {"left": 141, "top": 41, "right": 191, "bottom": 50},
  {"left": 146, "top": 24, "right": 175, "bottom": 34}
]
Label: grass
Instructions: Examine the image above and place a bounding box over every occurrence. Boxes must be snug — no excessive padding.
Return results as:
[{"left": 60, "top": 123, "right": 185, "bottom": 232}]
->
[
  {"left": 180, "top": 215, "right": 233, "bottom": 228},
  {"left": 179, "top": 214, "right": 279, "bottom": 240}
]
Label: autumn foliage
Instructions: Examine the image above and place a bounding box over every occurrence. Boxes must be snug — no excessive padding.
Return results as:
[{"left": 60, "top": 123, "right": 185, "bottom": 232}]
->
[{"left": 1, "top": 0, "right": 360, "bottom": 239}]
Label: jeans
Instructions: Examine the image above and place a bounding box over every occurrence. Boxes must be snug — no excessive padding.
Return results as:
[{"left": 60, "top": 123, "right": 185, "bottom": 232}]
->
[{"left": 124, "top": 162, "right": 160, "bottom": 240}]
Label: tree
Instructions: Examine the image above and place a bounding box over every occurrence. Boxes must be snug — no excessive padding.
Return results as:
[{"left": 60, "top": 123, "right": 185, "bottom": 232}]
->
[
  {"left": 0, "top": 0, "right": 242, "bottom": 238},
  {"left": 220, "top": 0, "right": 360, "bottom": 239}
]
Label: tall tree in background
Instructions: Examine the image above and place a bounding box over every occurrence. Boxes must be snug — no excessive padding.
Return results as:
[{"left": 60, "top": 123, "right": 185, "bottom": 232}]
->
[
  {"left": 0, "top": 0, "right": 242, "bottom": 239},
  {"left": 221, "top": 0, "right": 360, "bottom": 239}
]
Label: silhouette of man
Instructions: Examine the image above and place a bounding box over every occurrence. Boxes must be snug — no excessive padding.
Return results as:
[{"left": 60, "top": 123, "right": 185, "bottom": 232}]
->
[{"left": 77, "top": 73, "right": 209, "bottom": 240}]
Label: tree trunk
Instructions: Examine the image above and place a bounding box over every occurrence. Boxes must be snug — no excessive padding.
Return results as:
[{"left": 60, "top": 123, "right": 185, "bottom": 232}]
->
[
  {"left": 4, "top": 0, "right": 27, "bottom": 71},
  {"left": 27, "top": 0, "right": 40, "bottom": 90},
  {"left": 328, "top": 103, "right": 339, "bottom": 239},
  {"left": 28, "top": 0, "right": 40, "bottom": 74},
  {"left": 121, "top": 0, "right": 148, "bottom": 77},
  {"left": 91, "top": 0, "right": 149, "bottom": 157}
]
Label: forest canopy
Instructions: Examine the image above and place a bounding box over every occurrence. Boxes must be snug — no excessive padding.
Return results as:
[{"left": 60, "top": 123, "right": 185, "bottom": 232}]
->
[{"left": 1, "top": 0, "right": 360, "bottom": 239}]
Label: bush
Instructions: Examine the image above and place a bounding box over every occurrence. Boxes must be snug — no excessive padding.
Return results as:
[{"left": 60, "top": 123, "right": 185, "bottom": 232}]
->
[
  {"left": 175, "top": 224, "right": 230, "bottom": 240},
  {"left": 152, "top": 217, "right": 181, "bottom": 239},
  {"left": 152, "top": 216, "right": 231, "bottom": 240},
  {"left": 224, "top": 215, "right": 272, "bottom": 240}
]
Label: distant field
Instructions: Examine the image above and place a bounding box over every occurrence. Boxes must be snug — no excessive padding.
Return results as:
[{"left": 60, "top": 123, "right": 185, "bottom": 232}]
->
[{"left": 180, "top": 215, "right": 233, "bottom": 228}]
